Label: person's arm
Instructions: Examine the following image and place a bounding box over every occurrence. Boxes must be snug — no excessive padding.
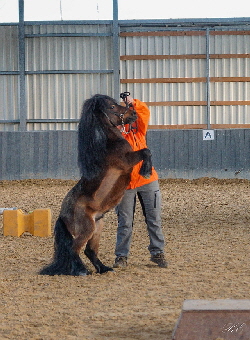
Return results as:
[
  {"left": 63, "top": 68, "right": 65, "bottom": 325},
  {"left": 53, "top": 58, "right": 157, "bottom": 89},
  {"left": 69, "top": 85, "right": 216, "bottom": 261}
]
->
[{"left": 125, "top": 96, "right": 150, "bottom": 135}]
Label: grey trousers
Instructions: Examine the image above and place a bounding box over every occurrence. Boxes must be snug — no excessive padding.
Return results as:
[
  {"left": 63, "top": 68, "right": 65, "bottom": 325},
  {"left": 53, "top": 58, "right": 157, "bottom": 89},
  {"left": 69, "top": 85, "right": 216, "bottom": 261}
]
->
[{"left": 115, "top": 180, "right": 165, "bottom": 257}]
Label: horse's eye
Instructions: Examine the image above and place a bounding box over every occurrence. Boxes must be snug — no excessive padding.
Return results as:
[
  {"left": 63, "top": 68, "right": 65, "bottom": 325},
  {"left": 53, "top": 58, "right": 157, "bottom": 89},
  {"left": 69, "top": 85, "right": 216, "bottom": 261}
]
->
[{"left": 110, "top": 105, "right": 115, "bottom": 109}]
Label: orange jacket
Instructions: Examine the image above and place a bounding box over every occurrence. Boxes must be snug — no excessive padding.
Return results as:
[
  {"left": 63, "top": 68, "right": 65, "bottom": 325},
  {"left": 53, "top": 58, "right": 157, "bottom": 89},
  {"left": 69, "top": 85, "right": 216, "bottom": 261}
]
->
[{"left": 122, "top": 99, "right": 158, "bottom": 189}]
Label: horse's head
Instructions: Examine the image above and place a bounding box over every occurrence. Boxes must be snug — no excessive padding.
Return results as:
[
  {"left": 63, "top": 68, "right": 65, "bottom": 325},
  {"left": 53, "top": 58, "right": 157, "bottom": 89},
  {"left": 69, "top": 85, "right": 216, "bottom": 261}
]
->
[
  {"left": 88, "top": 94, "right": 137, "bottom": 127},
  {"left": 106, "top": 101, "right": 137, "bottom": 126}
]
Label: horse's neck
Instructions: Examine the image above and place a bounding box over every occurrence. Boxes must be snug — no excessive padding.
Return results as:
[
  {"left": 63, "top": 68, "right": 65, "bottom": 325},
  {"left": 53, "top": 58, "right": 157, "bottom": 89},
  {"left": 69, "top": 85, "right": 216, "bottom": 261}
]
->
[{"left": 106, "top": 125, "right": 124, "bottom": 140}]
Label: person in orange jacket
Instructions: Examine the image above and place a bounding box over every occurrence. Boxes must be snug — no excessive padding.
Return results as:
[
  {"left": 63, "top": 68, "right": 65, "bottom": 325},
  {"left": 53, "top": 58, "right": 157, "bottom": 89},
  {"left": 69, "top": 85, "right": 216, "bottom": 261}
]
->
[{"left": 113, "top": 94, "right": 167, "bottom": 268}]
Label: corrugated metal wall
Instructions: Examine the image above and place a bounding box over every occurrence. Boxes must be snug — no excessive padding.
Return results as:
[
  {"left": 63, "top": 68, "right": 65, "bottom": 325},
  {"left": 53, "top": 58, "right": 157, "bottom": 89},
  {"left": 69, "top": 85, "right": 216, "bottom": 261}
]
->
[
  {"left": 147, "top": 129, "right": 250, "bottom": 179},
  {"left": 0, "top": 26, "right": 19, "bottom": 131},
  {"left": 120, "top": 32, "right": 207, "bottom": 127},
  {"left": 0, "top": 22, "right": 115, "bottom": 131},
  {"left": 25, "top": 23, "right": 114, "bottom": 131},
  {"left": 1, "top": 129, "right": 250, "bottom": 180},
  {"left": 1, "top": 21, "right": 250, "bottom": 131},
  {"left": 210, "top": 32, "right": 250, "bottom": 126},
  {"left": 0, "top": 131, "right": 79, "bottom": 180},
  {"left": 1, "top": 19, "right": 250, "bottom": 180},
  {"left": 119, "top": 29, "right": 250, "bottom": 128}
]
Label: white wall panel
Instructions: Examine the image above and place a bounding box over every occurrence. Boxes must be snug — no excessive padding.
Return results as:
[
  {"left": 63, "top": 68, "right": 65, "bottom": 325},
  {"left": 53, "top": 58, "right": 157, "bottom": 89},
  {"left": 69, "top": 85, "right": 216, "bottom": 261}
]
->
[
  {"left": 1, "top": 23, "right": 250, "bottom": 130},
  {"left": 210, "top": 33, "right": 250, "bottom": 54},
  {"left": 120, "top": 35, "right": 206, "bottom": 55},
  {"left": 26, "top": 73, "right": 114, "bottom": 130},
  {"left": 0, "top": 26, "right": 19, "bottom": 131},
  {"left": 0, "top": 26, "right": 19, "bottom": 71},
  {"left": 211, "top": 105, "right": 250, "bottom": 124},
  {"left": 0, "top": 75, "right": 19, "bottom": 131},
  {"left": 120, "top": 29, "right": 250, "bottom": 127},
  {"left": 23, "top": 23, "right": 114, "bottom": 130},
  {"left": 120, "top": 33, "right": 208, "bottom": 125},
  {"left": 26, "top": 36, "right": 112, "bottom": 71},
  {"left": 148, "top": 106, "right": 207, "bottom": 125},
  {"left": 210, "top": 58, "right": 250, "bottom": 77},
  {"left": 211, "top": 82, "right": 250, "bottom": 101}
]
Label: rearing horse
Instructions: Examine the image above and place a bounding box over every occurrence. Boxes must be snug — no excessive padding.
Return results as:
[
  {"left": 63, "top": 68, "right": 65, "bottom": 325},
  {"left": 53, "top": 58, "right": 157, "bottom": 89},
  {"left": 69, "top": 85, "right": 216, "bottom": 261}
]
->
[{"left": 40, "top": 94, "right": 152, "bottom": 276}]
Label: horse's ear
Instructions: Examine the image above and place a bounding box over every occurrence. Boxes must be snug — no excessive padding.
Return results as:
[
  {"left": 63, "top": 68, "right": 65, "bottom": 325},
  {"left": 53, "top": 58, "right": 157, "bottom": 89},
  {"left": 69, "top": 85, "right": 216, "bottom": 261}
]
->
[{"left": 89, "top": 94, "right": 116, "bottom": 114}]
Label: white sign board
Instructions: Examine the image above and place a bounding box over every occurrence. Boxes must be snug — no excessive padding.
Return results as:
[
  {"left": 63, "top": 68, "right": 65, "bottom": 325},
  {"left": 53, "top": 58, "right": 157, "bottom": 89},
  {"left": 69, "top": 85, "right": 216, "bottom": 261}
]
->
[{"left": 203, "top": 130, "right": 214, "bottom": 140}]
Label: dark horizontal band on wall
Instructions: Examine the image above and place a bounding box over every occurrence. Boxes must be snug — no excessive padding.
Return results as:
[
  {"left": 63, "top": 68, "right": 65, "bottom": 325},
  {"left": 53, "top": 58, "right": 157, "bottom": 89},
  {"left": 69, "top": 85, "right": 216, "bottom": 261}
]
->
[
  {"left": 0, "top": 70, "right": 114, "bottom": 75},
  {"left": 25, "top": 70, "right": 113, "bottom": 75},
  {"left": 145, "top": 101, "right": 250, "bottom": 106},
  {"left": 26, "top": 119, "right": 80, "bottom": 123},
  {"left": 148, "top": 124, "right": 250, "bottom": 129},
  {"left": 25, "top": 33, "right": 112, "bottom": 38},
  {"left": 0, "top": 119, "right": 80, "bottom": 124},
  {"left": 120, "top": 30, "right": 250, "bottom": 37},
  {"left": 0, "top": 120, "right": 20, "bottom": 124},
  {"left": 0, "top": 71, "right": 19, "bottom": 75},
  {"left": 120, "top": 54, "right": 250, "bottom": 60},
  {"left": 121, "top": 77, "right": 250, "bottom": 83}
]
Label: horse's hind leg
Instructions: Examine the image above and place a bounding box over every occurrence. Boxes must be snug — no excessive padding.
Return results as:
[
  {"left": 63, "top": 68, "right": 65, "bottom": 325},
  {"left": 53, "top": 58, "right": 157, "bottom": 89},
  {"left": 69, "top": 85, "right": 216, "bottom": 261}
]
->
[
  {"left": 84, "top": 217, "right": 113, "bottom": 274},
  {"left": 39, "top": 217, "right": 89, "bottom": 276}
]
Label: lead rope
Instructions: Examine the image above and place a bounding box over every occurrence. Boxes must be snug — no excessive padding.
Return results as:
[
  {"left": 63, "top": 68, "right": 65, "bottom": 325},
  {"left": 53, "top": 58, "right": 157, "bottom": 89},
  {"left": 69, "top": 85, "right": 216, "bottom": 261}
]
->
[
  {"left": 119, "top": 91, "right": 136, "bottom": 135},
  {"left": 120, "top": 114, "right": 130, "bottom": 135}
]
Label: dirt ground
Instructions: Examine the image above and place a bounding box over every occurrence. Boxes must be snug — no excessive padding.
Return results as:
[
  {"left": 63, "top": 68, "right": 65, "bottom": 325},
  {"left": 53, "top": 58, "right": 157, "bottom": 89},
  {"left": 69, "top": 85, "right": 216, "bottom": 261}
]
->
[{"left": 0, "top": 178, "right": 250, "bottom": 340}]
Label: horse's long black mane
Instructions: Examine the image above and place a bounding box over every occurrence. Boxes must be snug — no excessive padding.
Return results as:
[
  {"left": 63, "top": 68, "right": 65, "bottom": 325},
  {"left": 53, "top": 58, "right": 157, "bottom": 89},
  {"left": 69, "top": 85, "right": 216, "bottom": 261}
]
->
[{"left": 78, "top": 94, "right": 117, "bottom": 180}]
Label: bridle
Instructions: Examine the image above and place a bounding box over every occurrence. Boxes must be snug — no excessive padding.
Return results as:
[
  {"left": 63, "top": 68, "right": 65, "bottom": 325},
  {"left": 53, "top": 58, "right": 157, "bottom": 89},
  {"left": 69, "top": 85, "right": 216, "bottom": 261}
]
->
[
  {"left": 119, "top": 92, "right": 138, "bottom": 134},
  {"left": 102, "top": 105, "right": 130, "bottom": 133},
  {"left": 102, "top": 92, "right": 137, "bottom": 135}
]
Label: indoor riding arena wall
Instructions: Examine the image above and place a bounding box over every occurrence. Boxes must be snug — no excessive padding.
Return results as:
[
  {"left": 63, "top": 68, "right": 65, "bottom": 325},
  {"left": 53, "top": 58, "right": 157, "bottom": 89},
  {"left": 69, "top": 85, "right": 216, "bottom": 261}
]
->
[{"left": 1, "top": 129, "right": 250, "bottom": 180}]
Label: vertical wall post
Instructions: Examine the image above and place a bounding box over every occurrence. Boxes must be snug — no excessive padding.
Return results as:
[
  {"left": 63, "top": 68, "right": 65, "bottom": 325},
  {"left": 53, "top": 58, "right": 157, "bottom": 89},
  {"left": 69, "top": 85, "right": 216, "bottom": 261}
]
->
[
  {"left": 205, "top": 27, "right": 211, "bottom": 129},
  {"left": 112, "top": 0, "right": 120, "bottom": 101},
  {"left": 19, "top": 0, "right": 26, "bottom": 131}
]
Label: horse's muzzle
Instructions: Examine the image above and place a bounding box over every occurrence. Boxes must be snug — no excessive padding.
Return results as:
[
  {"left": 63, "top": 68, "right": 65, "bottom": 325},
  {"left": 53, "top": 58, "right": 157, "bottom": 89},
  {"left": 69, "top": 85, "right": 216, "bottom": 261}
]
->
[{"left": 126, "top": 114, "right": 137, "bottom": 124}]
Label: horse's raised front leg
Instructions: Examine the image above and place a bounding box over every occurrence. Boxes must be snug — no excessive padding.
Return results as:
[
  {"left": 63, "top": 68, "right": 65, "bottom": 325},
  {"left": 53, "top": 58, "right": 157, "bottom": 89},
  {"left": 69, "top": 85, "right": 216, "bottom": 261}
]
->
[
  {"left": 84, "top": 217, "right": 113, "bottom": 274},
  {"left": 126, "top": 148, "right": 152, "bottom": 178},
  {"left": 138, "top": 148, "right": 152, "bottom": 178}
]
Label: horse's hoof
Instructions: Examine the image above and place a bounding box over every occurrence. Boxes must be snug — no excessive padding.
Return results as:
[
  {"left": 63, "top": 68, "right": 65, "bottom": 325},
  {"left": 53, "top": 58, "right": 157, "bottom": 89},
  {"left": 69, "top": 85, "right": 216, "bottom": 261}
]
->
[
  {"left": 101, "top": 266, "right": 114, "bottom": 274},
  {"left": 78, "top": 272, "right": 87, "bottom": 276},
  {"left": 97, "top": 266, "right": 114, "bottom": 274},
  {"left": 78, "top": 270, "right": 91, "bottom": 276}
]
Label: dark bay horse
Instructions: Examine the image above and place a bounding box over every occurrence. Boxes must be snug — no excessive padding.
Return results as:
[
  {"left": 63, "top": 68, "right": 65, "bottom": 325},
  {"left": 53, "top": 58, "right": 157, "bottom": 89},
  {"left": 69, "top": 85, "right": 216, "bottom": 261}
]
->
[{"left": 40, "top": 94, "right": 152, "bottom": 276}]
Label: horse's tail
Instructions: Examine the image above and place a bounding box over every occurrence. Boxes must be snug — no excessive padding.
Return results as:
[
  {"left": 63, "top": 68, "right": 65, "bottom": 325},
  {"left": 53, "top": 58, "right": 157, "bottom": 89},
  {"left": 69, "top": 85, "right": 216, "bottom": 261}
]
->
[{"left": 39, "top": 217, "right": 89, "bottom": 276}]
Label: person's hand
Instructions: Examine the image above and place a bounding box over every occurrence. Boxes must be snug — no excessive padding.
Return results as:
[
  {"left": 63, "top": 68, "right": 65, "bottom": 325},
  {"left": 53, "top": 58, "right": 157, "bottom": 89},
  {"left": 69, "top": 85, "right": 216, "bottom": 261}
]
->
[{"left": 124, "top": 95, "right": 134, "bottom": 105}]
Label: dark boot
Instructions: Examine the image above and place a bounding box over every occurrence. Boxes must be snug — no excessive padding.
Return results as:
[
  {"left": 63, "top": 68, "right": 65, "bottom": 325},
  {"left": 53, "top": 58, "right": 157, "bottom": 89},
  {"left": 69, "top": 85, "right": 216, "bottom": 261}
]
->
[
  {"left": 150, "top": 253, "right": 168, "bottom": 268},
  {"left": 113, "top": 256, "right": 128, "bottom": 268}
]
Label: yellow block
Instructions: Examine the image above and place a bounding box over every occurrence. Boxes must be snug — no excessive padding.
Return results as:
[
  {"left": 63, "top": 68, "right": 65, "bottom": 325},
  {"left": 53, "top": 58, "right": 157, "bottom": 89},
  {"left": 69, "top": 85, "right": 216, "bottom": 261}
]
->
[{"left": 3, "top": 209, "right": 51, "bottom": 237}]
